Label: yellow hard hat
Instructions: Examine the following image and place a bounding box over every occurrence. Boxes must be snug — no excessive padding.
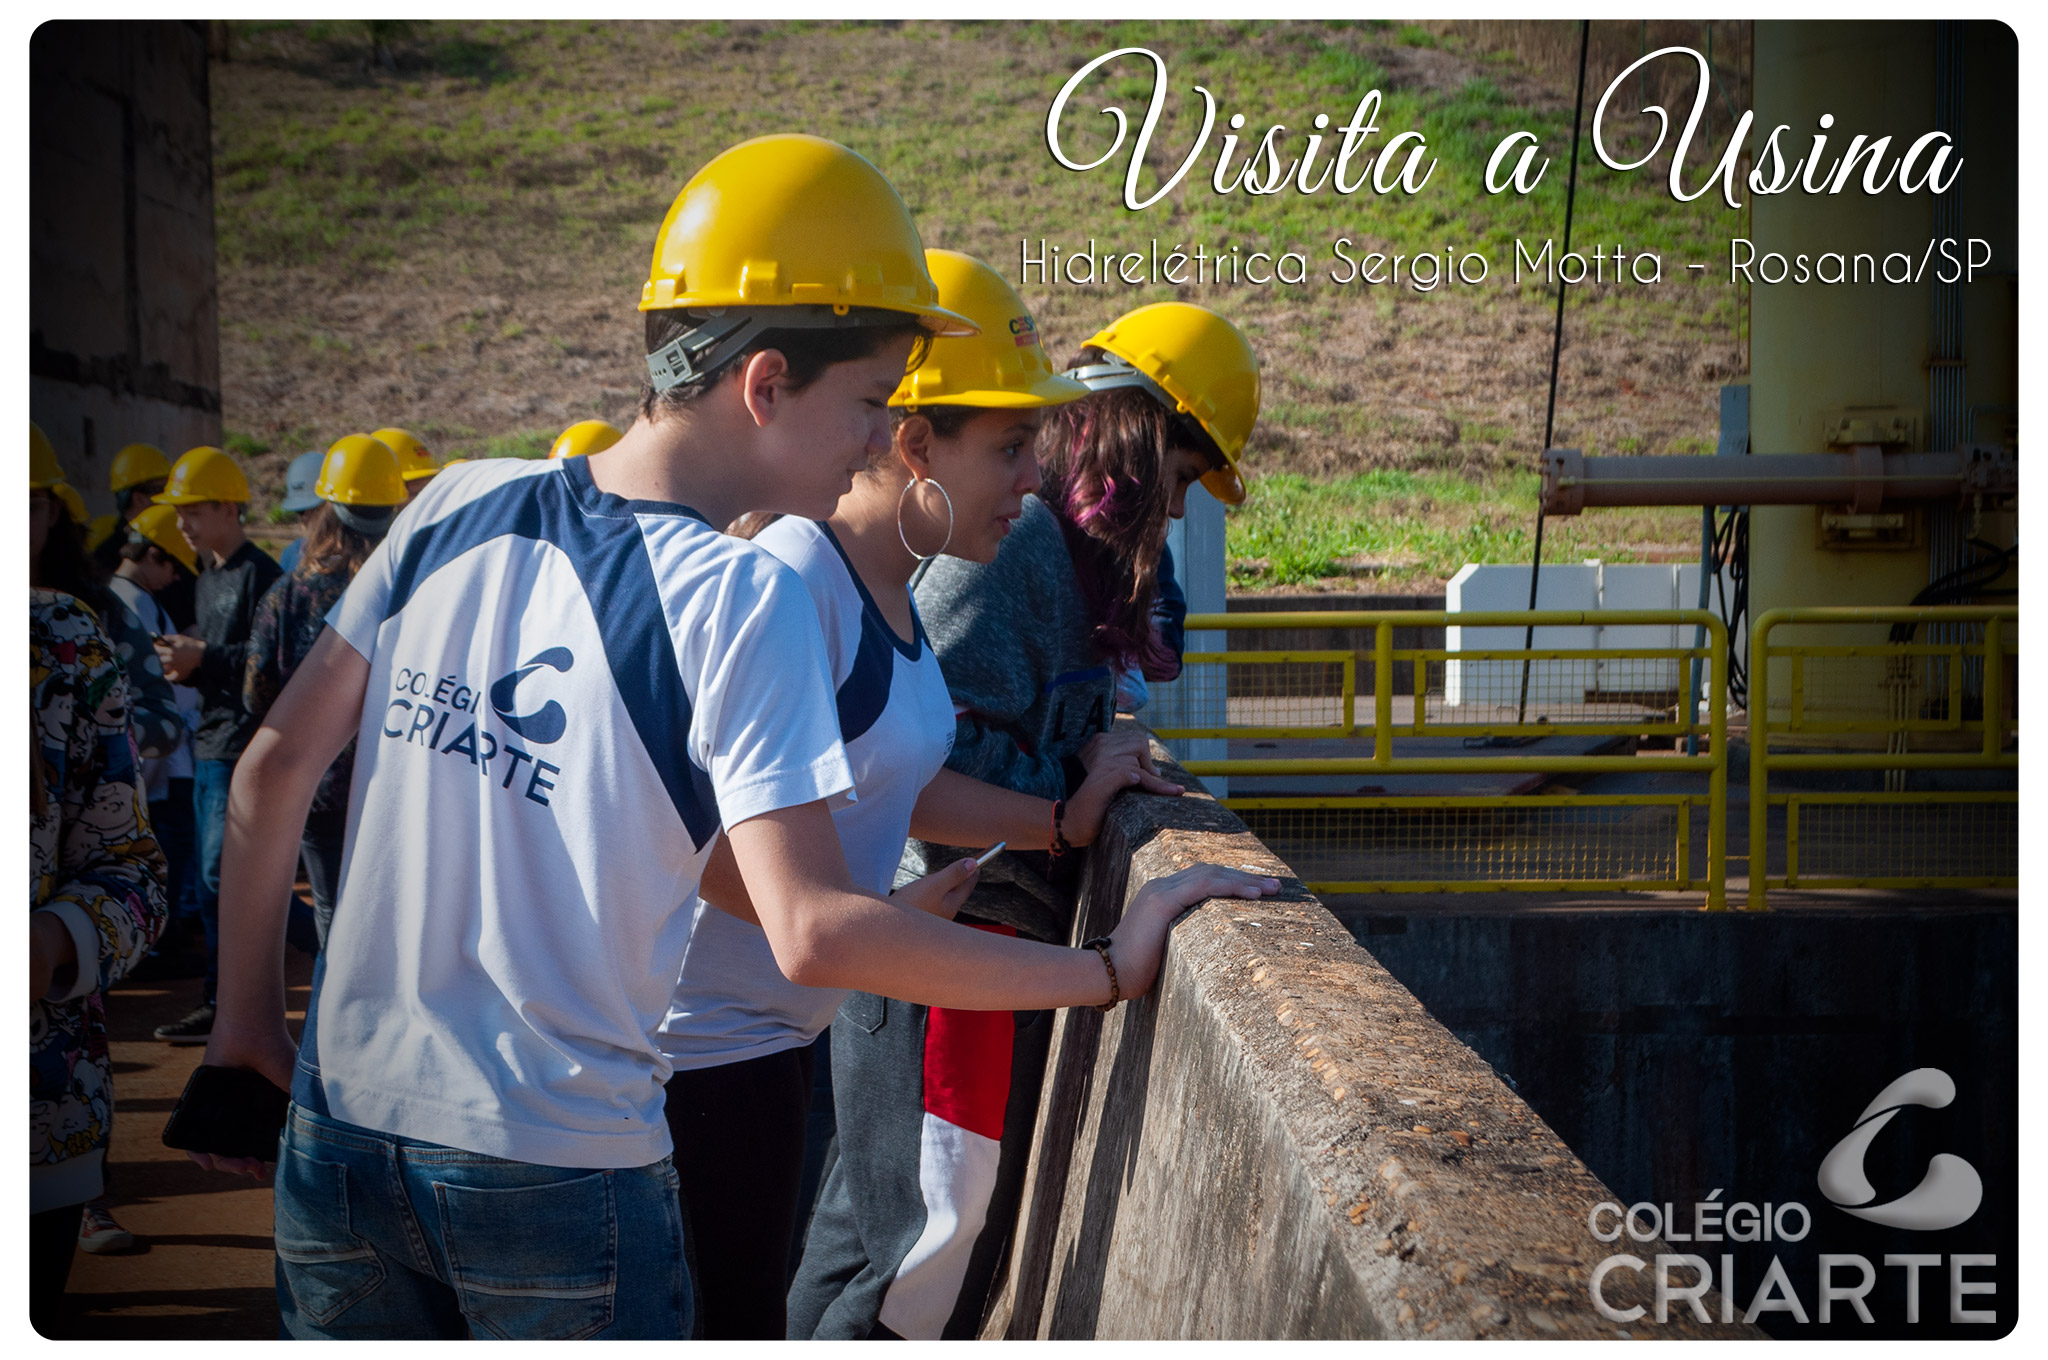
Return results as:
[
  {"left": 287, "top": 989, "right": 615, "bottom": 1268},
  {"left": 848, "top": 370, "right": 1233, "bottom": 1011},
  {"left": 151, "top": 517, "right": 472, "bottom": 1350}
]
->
[
  {"left": 892, "top": 251, "right": 1090, "bottom": 411},
  {"left": 639, "top": 135, "right": 975, "bottom": 392},
  {"left": 87, "top": 513, "right": 120, "bottom": 553},
  {"left": 109, "top": 442, "right": 173, "bottom": 493},
  {"left": 1071, "top": 303, "right": 1261, "bottom": 505},
  {"left": 30, "top": 422, "right": 64, "bottom": 489},
  {"left": 316, "top": 435, "right": 409, "bottom": 506},
  {"left": 156, "top": 446, "right": 251, "bottom": 505},
  {"left": 549, "top": 420, "right": 625, "bottom": 460},
  {"left": 53, "top": 482, "right": 88, "bottom": 525},
  {"left": 371, "top": 427, "right": 439, "bottom": 481},
  {"left": 126, "top": 503, "right": 199, "bottom": 574}
]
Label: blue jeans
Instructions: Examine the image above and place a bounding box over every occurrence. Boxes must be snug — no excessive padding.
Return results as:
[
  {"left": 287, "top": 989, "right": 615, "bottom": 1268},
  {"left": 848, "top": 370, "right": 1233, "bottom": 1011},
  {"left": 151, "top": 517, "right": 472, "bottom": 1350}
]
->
[
  {"left": 273, "top": 1105, "right": 692, "bottom": 1339},
  {"left": 150, "top": 776, "right": 198, "bottom": 926},
  {"left": 194, "top": 758, "right": 235, "bottom": 1004}
]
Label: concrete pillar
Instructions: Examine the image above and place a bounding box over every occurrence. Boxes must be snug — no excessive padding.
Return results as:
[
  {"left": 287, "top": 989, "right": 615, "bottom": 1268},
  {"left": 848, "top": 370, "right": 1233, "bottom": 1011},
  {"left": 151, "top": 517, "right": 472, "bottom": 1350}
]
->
[
  {"left": 1149, "top": 485, "right": 1228, "bottom": 794},
  {"left": 30, "top": 20, "right": 221, "bottom": 512}
]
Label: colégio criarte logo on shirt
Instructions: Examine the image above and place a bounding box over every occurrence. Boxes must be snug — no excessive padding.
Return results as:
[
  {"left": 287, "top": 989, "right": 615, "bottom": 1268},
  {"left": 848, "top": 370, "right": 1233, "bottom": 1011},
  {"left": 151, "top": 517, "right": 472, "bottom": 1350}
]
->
[
  {"left": 382, "top": 649, "right": 575, "bottom": 807},
  {"left": 489, "top": 645, "right": 573, "bottom": 743}
]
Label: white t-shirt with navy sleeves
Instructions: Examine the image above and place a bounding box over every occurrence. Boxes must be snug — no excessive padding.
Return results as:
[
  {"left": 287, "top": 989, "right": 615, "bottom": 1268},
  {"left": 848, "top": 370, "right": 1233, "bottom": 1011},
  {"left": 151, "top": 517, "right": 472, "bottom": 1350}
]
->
[
  {"left": 657, "top": 516, "right": 957, "bottom": 1071},
  {"left": 314, "top": 457, "right": 854, "bottom": 1168}
]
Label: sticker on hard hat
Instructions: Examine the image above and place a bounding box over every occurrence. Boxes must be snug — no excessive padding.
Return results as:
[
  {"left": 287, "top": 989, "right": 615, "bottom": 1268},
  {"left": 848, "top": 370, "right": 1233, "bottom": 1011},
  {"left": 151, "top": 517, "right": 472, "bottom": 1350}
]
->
[{"left": 1009, "top": 315, "right": 1038, "bottom": 347}]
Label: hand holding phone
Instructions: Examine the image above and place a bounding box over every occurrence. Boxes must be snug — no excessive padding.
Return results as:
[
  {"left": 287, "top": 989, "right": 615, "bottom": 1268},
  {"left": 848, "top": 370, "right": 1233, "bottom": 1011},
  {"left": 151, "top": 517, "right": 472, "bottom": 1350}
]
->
[{"left": 162, "top": 1064, "right": 291, "bottom": 1163}]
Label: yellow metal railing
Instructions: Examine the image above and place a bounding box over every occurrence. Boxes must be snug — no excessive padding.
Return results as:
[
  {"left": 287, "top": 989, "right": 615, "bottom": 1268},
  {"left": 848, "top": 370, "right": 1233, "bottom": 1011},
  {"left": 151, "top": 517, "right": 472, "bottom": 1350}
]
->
[
  {"left": 1160, "top": 610, "right": 1729, "bottom": 909},
  {"left": 1746, "top": 606, "right": 2018, "bottom": 909}
]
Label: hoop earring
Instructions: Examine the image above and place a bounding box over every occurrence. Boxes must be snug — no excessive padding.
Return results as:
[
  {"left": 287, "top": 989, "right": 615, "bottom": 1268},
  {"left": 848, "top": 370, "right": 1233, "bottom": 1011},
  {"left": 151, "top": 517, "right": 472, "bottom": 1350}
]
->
[{"left": 897, "top": 476, "right": 954, "bottom": 561}]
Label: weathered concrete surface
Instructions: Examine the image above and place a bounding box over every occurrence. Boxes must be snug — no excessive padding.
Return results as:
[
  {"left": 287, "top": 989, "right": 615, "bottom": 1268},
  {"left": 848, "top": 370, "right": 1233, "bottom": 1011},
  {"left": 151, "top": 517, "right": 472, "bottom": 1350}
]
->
[
  {"left": 982, "top": 733, "right": 1755, "bottom": 1339},
  {"left": 1344, "top": 895, "right": 2018, "bottom": 1339},
  {"left": 31, "top": 21, "right": 221, "bottom": 507}
]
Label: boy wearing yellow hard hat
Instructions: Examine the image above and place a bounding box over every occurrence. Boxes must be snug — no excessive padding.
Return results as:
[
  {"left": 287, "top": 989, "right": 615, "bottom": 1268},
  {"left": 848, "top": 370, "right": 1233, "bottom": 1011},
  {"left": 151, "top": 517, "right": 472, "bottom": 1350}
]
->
[
  {"left": 190, "top": 134, "right": 1274, "bottom": 1341},
  {"left": 109, "top": 498, "right": 209, "bottom": 989},
  {"left": 89, "top": 441, "right": 174, "bottom": 573},
  {"left": 150, "top": 445, "right": 282, "bottom": 1045}
]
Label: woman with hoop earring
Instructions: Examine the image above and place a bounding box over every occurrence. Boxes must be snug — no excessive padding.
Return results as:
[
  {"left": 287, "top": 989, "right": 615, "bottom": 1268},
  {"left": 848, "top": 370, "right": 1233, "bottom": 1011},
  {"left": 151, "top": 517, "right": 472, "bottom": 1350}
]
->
[
  {"left": 661, "top": 251, "right": 1180, "bottom": 1339},
  {"left": 788, "top": 295, "right": 1262, "bottom": 1340}
]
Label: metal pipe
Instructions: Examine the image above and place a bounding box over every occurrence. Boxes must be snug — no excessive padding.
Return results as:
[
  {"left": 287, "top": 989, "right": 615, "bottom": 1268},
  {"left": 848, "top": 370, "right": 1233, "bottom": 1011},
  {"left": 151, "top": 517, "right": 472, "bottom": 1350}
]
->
[
  {"left": 1181, "top": 756, "right": 1720, "bottom": 776},
  {"left": 1183, "top": 609, "right": 1729, "bottom": 631},
  {"left": 1541, "top": 446, "right": 2015, "bottom": 516}
]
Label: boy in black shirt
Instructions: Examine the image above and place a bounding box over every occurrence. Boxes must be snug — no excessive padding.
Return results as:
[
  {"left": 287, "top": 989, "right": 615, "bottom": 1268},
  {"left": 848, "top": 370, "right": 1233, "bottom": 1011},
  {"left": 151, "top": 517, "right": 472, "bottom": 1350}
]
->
[{"left": 150, "top": 446, "right": 282, "bottom": 1042}]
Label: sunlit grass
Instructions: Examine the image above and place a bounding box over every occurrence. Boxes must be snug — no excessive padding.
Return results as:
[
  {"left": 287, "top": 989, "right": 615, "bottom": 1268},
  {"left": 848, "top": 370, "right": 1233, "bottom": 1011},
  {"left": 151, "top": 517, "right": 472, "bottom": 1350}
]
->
[{"left": 1225, "top": 470, "right": 1701, "bottom": 591}]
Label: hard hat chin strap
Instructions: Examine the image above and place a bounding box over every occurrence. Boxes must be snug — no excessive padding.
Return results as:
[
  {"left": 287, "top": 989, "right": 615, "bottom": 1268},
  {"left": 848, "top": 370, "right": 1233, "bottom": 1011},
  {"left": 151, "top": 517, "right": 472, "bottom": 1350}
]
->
[
  {"left": 646, "top": 312, "right": 756, "bottom": 393},
  {"left": 646, "top": 306, "right": 929, "bottom": 394},
  {"left": 1063, "top": 357, "right": 1181, "bottom": 418},
  {"left": 332, "top": 502, "right": 399, "bottom": 538}
]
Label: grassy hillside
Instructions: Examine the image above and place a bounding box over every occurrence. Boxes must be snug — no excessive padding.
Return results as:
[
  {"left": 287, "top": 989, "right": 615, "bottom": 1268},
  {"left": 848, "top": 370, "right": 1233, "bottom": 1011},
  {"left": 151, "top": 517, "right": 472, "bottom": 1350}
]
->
[{"left": 212, "top": 19, "right": 1750, "bottom": 590}]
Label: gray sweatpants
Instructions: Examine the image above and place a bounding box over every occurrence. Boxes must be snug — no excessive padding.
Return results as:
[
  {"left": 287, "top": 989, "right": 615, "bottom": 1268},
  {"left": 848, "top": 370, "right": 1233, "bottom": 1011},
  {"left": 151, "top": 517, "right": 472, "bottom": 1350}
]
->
[{"left": 786, "top": 983, "right": 1054, "bottom": 1340}]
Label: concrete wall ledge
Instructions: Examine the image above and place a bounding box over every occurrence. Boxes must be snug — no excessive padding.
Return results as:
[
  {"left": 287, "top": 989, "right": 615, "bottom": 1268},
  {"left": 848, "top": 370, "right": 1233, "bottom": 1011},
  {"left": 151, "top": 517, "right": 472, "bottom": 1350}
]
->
[{"left": 982, "top": 725, "right": 1755, "bottom": 1340}]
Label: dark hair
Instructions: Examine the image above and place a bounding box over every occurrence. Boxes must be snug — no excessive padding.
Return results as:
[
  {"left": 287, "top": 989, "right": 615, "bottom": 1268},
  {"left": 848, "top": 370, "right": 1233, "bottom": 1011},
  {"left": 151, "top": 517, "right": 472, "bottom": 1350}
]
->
[
  {"left": 725, "top": 511, "right": 779, "bottom": 540},
  {"left": 117, "top": 537, "right": 194, "bottom": 579},
  {"left": 296, "top": 503, "right": 379, "bottom": 580},
  {"left": 32, "top": 509, "right": 120, "bottom": 621},
  {"left": 121, "top": 481, "right": 166, "bottom": 514},
  {"left": 890, "top": 404, "right": 982, "bottom": 439},
  {"left": 1038, "top": 346, "right": 1223, "bottom": 680},
  {"left": 639, "top": 307, "right": 927, "bottom": 424}
]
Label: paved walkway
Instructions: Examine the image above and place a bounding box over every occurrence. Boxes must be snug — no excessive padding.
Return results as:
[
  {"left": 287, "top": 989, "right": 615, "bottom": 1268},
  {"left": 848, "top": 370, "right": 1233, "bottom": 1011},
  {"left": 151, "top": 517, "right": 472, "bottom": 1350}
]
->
[{"left": 48, "top": 948, "right": 313, "bottom": 1339}]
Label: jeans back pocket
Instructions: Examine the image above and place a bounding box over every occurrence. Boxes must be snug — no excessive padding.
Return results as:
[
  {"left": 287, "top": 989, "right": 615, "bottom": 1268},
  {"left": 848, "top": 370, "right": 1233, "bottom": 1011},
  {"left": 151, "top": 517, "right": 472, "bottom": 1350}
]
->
[
  {"left": 274, "top": 1152, "right": 386, "bottom": 1330},
  {"left": 839, "top": 991, "right": 887, "bottom": 1034},
  {"left": 435, "top": 1169, "right": 617, "bottom": 1340}
]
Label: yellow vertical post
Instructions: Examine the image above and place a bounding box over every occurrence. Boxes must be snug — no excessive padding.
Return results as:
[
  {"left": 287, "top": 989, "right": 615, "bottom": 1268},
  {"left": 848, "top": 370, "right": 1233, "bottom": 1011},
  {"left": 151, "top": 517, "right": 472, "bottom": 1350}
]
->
[
  {"left": 1786, "top": 798, "right": 1801, "bottom": 887},
  {"left": 1946, "top": 646, "right": 1963, "bottom": 731},
  {"left": 1707, "top": 615, "right": 1728, "bottom": 910},
  {"left": 1746, "top": 614, "right": 1774, "bottom": 910},
  {"left": 1374, "top": 621, "right": 1393, "bottom": 768},
  {"left": 1677, "top": 799, "right": 1693, "bottom": 892},
  {"left": 1982, "top": 616, "right": 2004, "bottom": 758},
  {"left": 1341, "top": 657, "right": 1357, "bottom": 738}
]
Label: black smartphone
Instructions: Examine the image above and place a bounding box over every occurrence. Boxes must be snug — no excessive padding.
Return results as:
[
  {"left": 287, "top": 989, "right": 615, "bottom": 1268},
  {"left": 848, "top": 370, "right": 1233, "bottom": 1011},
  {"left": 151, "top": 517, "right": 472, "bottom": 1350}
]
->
[{"left": 160, "top": 1064, "right": 291, "bottom": 1161}]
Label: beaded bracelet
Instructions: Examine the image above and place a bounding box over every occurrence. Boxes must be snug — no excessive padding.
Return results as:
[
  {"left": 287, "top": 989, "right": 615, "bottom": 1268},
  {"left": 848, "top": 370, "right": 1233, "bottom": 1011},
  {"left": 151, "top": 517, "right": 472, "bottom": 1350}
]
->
[
  {"left": 1049, "top": 798, "right": 1074, "bottom": 859},
  {"left": 1082, "top": 936, "right": 1120, "bottom": 1010}
]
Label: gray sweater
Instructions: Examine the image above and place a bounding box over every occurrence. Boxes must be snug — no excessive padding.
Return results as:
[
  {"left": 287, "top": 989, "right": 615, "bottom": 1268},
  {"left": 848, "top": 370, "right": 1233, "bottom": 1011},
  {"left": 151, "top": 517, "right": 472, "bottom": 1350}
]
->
[{"left": 902, "top": 495, "right": 1117, "bottom": 942}]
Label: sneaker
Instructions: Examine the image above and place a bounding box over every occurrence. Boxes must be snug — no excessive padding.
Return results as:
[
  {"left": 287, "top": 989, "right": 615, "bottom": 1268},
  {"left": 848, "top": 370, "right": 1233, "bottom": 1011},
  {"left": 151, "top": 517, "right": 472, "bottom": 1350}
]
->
[
  {"left": 152, "top": 1003, "right": 215, "bottom": 1044},
  {"left": 78, "top": 1198, "right": 137, "bottom": 1254}
]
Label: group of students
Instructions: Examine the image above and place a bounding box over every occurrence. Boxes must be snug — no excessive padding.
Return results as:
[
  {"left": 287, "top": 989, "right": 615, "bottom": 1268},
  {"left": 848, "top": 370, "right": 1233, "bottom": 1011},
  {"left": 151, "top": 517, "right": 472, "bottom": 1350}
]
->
[
  {"left": 79, "top": 131, "right": 1274, "bottom": 1341},
  {"left": 28, "top": 414, "right": 465, "bottom": 1313}
]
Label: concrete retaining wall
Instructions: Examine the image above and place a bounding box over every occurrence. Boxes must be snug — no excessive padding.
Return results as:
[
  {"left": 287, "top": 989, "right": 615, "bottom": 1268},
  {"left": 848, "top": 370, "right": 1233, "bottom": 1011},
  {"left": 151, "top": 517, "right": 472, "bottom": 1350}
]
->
[
  {"left": 981, "top": 733, "right": 1754, "bottom": 1339},
  {"left": 31, "top": 21, "right": 221, "bottom": 507},
  {"left": 1350, "top": 899, "right": 2018, "bottom": 1339}
]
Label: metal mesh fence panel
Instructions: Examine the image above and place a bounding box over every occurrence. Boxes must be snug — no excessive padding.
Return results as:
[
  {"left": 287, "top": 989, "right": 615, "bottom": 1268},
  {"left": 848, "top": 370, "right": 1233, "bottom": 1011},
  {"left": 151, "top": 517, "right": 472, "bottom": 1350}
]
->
[
  {"left": 1423, "top": 655, "right": 1701, "bottom": 731},
  {"left": 1784, "top": 796, "right": 2018, "bottom": 883},
  {"left": 1227, "top": 798, "right": 1692, "bottom": 889}
]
